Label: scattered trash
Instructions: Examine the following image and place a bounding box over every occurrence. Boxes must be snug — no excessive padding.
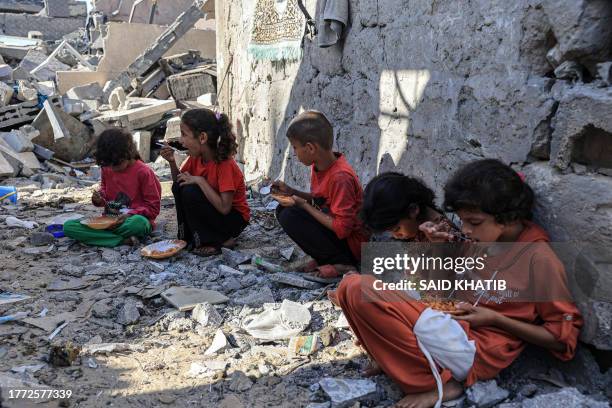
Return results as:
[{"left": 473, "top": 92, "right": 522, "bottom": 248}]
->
[
  {"left": 162, "top": 287, "right": 229, "bottom": 311},
  {"left": 252, "top": 256, "right": 283, "bottom": 273},
  {"left": 0, "top": 292, "right": 31, "bottom": 306},
  {"left": 86, "top": 357, "right": 98, "bottom": 369},
  {"left": 0, "top": 311, "right": 29, "bottom": 324},
  {"left": 243, "top": 300, "right": 311, "bottom": 340},
  {"left": 48, "top": 321, "right": 69, "bottom": 340},
  {"left": 5, "top": 216, "right": 38, "bottom": 229},
  {"left": 288, "top": 334, "right": 320, "bottom": 356},
  {"left": 0, "top": 185, "right": 17, "bottom": 203}
]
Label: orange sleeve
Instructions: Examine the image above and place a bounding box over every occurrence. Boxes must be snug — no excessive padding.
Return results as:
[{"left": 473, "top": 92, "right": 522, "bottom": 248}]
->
[
  {"left": 217, "top": 160, "right": 237, "bottom": 193},
  {"left": 532, "top": 254, "right": 583, "bottom": 361},
  {"left": 328, "top": 172, "right": 360, "bottom": 240}
]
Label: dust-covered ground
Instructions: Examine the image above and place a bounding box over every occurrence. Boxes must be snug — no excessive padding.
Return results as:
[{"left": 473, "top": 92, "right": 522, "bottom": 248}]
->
[{"left": 1, "top": 167, "right": 611, "bottom": 408}]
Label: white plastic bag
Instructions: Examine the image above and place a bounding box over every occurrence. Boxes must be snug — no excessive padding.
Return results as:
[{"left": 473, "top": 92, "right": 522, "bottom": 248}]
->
[
  {"left": 413, "top": 307, "right": 476, "bottom": 408},
  {"left": 242, "top": 300, "right": 311, "bottom": 340},
  {"left": 5, "top": 216, "right": 38, "bottom": 229}
]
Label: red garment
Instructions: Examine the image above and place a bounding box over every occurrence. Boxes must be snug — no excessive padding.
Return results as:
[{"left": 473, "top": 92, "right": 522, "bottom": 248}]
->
[
  {"left": 310, "top": 153, "right": 369, "bottom": 260},
  {"left": 180, "top": 156, "right": 250, "bottom": 222},
  {"left": 336, "top": 221, "right": 582, "bottom": 394},
  {"left": 99, "top": 160, "right": 161, "bottom": 223}
]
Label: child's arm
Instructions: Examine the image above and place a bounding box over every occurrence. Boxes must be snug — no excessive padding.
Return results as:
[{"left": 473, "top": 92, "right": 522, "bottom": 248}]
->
[
  {"left": 295, "top": 198, "right": 334, "bottom": 230},
  {"left": 178, "top": 172, "right": 234, "bottom": 215},
  {"left": 453, "top": 304, "right": 565, "bottom": 352},
  {"left": 160, "top": 145, "right": 180, "bottom": 182}
]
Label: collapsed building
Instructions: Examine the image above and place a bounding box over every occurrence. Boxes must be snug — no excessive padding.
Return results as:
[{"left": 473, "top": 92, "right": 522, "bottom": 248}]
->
[{"left": 0, "top": 0, "right": 217, "bottom": 179}]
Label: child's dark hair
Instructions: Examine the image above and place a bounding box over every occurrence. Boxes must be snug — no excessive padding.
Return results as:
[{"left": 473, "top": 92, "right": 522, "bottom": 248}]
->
[
  {"left": 181, "top": 108, "right": 237, "bottom": 162},
  {"left": 444, "top": 159, "right": 534, "bottom": 224},
  {"left": 286, "top": 110, "right": 333, "bottom": 150},
  {"left": 94, "top": 128, "right": 141, "bottom": 167},
  {"left": 361, "top": 172, "right": 437, "bottom": 232}
]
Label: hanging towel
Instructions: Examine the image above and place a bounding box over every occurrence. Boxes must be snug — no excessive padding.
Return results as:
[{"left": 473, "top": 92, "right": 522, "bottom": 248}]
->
[
  {"left": 318, "top": 0, "right": 349, "bottom": 48},
  {"left": 248, "top": 0, "right": 306, "bottom": 61}
]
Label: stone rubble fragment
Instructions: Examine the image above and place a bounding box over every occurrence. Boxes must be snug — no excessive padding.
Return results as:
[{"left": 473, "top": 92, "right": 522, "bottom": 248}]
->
[
  {"left": 318, "top": 378, "right": 379, "bottom": 408},
  {"left": 466, "top": 380, "right": 510, "bottom": 408},
  {"left": 191, "top": 302, "right": 224, "bottom": 328}
]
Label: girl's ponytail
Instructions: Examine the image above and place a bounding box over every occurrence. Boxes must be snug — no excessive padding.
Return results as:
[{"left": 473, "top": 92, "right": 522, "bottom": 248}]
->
[
  {"left": 181, "top": 108, "right": 238, "bottom": 162},
  {"left": 215, "top": 112, "right": 238, "bottom": 162}
]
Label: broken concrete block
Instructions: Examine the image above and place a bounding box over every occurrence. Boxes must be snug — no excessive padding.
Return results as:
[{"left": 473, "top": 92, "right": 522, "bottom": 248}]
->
[
  {"left": 554, "top": 61, "right": 585, "bottom": 82},
  {"left": 66, "top": 82, "right": 104, "bottom": 100},
  {"left": 466, "top": 380, "right": 510, "bottom": 408},
  {"left": 0, "top": 152, "right": 17, "bottom": 177},
  {"left": 161, "top": 287, "right": 229, "bottom": 311},
  {"left": 116, "top": 301, "right": 141, "bottom": 326},
  {"left": 542, "top": 1, "right": 612, "bottom": 70},
  {"left": 228, "top": 371, "right": 253, "bottom": 392},
  {"left": 205, "top": 329, "right": 229, "bottom": 355},
  {"left": 167, "top": 68, "right": 216, "bottom": 102},
  {"left": 550, "top": 85, "right": 612, "bottom": 170},
  {"left": 133, "top": 131, "right": 151, "bottom": 163},
  {"left": 0, "top": 64, "right": 12, "bottom": 81},
  {"left": 16, "top": 80, "right": 37, "bottom": 102},
  {"left": 96, "top": 98, "right": 176, "bottom": 130},
  {"left": 0, "top": 143, "right": 40, "bottom": 175},
  {"left": 62, "top": 98, "right": 86, "bottom": 116},
  {"left": 164, "top": 116, "right": 181, "bottom": 142},
  {"left": 522, "top": 387, "right": 608, "bottom": 408},
  {"left": 32, "top": 144, "right": 53, "bottom": 161},
  {"left": 319, "top": 378, "right": 379, "bottom": 408},
  {"left": 235, "top": 286, "right": 275, "bottom": 306},
  {"left": 28, "top": 31, "right": 43, "bottom": 40},
  {"left": 19, "top": 49, "right": 70, "bottom": 82},
  {"left": 32, "top": 102, "right": 94, "bottom": 162},
  {"left": 42, "top": 99, "right": 69, "bottom": 141},
  {"left": 109, "top": 87, "right": 127, "bottom": 111},
  {"left": 2, "top": 130, "right": 34, "bottom": 152},
  {"left": 20, "top": 125, "right": 40, "bottom": 141},
  {"left": 192, "top": 303, "right": 223, "bottom": 328},
  {"left": 197, "top": 93, "right": 218, "bottom": 106},
  {"left": 0, "top": 82, "right": 14, "bottom": 107}
]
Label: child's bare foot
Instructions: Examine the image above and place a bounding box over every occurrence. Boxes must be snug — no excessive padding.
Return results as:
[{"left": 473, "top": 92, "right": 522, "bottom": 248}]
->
[
  {"left": 221, "top": 238, "right": 236, "bottom": 249},
  {"left": 393, "top": 379, "right": 463, "bottom": 408},
  {"left": 123, "top": 236, "right": 140, "bottom": 246},
  {"left": 361, "top": 360, "right": 383, "bottom": 377}
]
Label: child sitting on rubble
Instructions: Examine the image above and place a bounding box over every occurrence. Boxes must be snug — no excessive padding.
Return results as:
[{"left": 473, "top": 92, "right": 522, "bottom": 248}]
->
[
  {"left": 273, "top": 110, "right": 369, "bottom": 280},
  {"left": 332, "top": 159, "right": 582, "bottom": 408},
  {"left": 360, "top": 172, "right": 461, "bottom": 242},
  {"left": 160, "top": 108, "right": 250, "bottom": 256},
  {"left": 64, "top": 128, "right": 161, "bottom": 247}
]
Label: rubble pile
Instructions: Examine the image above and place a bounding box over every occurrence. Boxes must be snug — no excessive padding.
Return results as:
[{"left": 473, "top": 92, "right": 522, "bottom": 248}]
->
[{"left": 0, "top": 0, "right": 217, "bottom": 183}]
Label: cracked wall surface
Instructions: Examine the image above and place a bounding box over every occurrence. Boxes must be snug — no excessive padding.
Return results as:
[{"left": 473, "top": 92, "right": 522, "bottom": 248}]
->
[{"left": 217, "top": 0, "right": 612, "bottom": 350}]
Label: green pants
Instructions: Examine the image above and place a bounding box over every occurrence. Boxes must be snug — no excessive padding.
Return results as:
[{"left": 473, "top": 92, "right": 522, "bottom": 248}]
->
[{"left": 64, "top": 215, "right": 152, "bottom": 248}]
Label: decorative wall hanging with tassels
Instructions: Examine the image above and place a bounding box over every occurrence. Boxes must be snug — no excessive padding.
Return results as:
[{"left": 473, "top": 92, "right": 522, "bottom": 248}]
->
[{"left": 248, "top": 0, "right": 307, "bottom": 62}]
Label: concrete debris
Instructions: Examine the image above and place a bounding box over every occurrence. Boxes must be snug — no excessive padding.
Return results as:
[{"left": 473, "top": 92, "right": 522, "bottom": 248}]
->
[
  {"left": 116, "top": 300, "right": 141, "bottom": 326},
  {"left": 318, "top": 378, "right": 379, "bottom": 408},
  {"left": 167, "top": 66, "right": 216, "bottom": 102},
  {"left": 191, "top": 302, "right": 224, "bottom": 328},
  {"left": 522, "top": 387, "right": 609, "bottom": 408},
  {"left": 228, "top": 371, "right": 254, "bottom": 392},
  {"left": 222, "top": 247, "right": 252, "bottom": 267},
  {"left": 205, "top": 329, "right": 229, "bottom": 355},
  {"left": 466, "top": 380, "right": 510, "bottom": 408},
  {"left": 270, "top": 272, "right": 322, "bottom": 290}
]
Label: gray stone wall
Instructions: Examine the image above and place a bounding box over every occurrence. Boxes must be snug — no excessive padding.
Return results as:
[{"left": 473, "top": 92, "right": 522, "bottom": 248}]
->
[{"left": 217, "top": 0, "right": 612, "bottom": 349}]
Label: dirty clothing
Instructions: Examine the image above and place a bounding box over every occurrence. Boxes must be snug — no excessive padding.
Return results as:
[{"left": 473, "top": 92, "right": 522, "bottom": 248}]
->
[
  {"left": 172, "top": 183, "right": 247, "bottom": 248},
  {"left": 276, "top": 205, "right": 357, "bottom": 266},
  {"left": 64, "top": 215, "right": 151, "bottom": 248},
  {"left": 336, "top": 222, "right": 582, "bottom": 394}
]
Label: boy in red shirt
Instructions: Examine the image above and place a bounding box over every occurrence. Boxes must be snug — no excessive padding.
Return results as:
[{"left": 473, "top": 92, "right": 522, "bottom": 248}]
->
[
  {"left": 160, "top": 108, "right": 250, "bottom": 256},
  {"left": 273, "top": 111, "right": 369, "bottom": 278},
  {"left": 64, "top": 129, "right": 161, "bottom": 247}
]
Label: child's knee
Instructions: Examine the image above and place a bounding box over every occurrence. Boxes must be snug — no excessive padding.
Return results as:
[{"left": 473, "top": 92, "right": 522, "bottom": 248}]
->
[
  {"left": 337, "top": 274, "right": 368, "bottom": 309},
  {"left": 62, "top": 220, "right": 81, "bottom": 236},
  {"left": 275, "top": 206, "right": 301, "bottom": 228}
]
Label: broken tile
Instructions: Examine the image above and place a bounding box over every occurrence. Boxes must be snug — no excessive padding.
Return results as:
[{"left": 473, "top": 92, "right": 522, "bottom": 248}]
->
[
  {"left": 161, "top": 287, "right": 229, "bottom": 311},
  {"left": 221, "top": 248, "right": 251, "bottom": 267},
  {"left": 270, "top": 272, "right": 322, "bottom": 289},
  {"left": 22, "top": 312, "right": 76, "bottom": 333},
  {"left": 47, "top": 278, "right": 90, "bottom": 291}
]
